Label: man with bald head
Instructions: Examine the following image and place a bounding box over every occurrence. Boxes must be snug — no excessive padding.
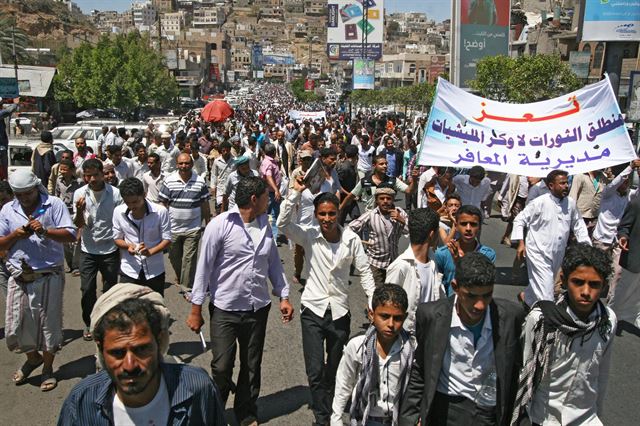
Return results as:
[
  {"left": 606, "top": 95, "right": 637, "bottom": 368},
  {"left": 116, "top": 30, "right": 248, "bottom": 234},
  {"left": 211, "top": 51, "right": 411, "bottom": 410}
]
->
[{"left": 159, "top": 153, "right": 211, "bottom": 290}]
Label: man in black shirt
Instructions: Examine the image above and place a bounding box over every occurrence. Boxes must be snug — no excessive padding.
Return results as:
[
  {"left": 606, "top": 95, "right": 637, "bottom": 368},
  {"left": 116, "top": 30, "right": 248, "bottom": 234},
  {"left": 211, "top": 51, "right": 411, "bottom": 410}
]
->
[{"left": 336, "top": 145, "right": 360, "bottom": 225}]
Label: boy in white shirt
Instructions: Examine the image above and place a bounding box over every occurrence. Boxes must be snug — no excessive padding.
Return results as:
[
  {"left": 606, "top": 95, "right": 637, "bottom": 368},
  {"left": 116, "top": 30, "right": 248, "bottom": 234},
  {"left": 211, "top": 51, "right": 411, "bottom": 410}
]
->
[
  {"left": 385, "top": 208, "right": 444, "bottom": 335},
  {"left": 511, "top": 243, "right": 617, "bottom": 425},
  {"left": 332, "top": 284, "right": 415, "bottom": 426}
]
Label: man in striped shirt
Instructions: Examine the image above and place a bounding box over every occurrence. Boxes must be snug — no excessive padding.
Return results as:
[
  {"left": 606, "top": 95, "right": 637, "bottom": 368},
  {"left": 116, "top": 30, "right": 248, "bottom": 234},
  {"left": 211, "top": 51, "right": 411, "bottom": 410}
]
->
[
  {"left": 158, "top": 153, "right": 211, "bottom": 289},
  {"left": 348, "top": 187, "right": 409, "bottom": 287}
]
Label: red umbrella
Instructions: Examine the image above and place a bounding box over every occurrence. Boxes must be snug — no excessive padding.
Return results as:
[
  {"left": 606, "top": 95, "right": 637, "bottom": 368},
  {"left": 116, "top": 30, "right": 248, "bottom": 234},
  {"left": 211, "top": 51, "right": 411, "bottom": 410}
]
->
[{"left": 200, "top": 99, "right": 234, "bottom": 123}]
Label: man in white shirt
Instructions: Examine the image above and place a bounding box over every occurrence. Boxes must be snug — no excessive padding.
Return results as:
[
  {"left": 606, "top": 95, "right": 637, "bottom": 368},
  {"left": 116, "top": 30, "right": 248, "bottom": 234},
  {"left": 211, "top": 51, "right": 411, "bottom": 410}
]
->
[
  {"left": 106, "top": 145, "right": 133, "bottom": 182},
  {"left": 278, "top": 180, "right": 375, "bottom": 426},
  {"left": 129, "top": 144, "right": 149, "bottom": 179},
  {"left": 357, "top": 134, "right": 376, "bottom": 179},
  {"left": 112, "top": 178, "right": 171, "bottom": 295},
  {"left": 400, "top": 253, "right": 525, "bottom": 426},
  {"left": 156, "top": 132, "right": 180, "bottom": 174},
  {"left": 511, "top": 170, "right": 591, "bottom": 308},
  {"left": 142, "top": 153, "right": 165, "bottom": 204},
  {"left": 73, "top": 159, "right": 124, "bottom": 341},
  {"left": 385, "top": 207, "right": 443, "bottom": 335},
  {"left": 452, "top": 166, "right": 492, "bottom": 212},
  {"left": 511, "top": 244, "right": 617, "bottom": 426},
  {"left": 211, "top": 141, "right": 234, "bottom": 213}
]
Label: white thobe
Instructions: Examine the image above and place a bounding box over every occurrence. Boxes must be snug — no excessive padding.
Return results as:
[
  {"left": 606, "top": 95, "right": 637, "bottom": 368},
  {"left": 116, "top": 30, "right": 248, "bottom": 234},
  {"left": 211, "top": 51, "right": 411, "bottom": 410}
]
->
[{"left": 511, "top": 193, "right": 591, "bottom": 306}]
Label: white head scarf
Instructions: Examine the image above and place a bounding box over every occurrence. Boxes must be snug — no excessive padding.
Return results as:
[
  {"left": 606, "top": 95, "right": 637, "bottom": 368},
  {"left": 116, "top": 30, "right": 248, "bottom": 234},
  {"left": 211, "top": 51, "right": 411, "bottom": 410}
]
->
[{"left": 8, "top": 169, "right": 48, "bottom": 194}]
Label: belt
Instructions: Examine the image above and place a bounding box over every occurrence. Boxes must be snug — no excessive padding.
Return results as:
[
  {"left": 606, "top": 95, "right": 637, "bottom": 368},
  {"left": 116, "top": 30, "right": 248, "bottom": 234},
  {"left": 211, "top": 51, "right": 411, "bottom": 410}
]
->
[
  {"left": 15, "top": 268, "right": 61, "bottom": 284},
  {"left": 368, "top": 416, "right": 393, "bottom": 425}
]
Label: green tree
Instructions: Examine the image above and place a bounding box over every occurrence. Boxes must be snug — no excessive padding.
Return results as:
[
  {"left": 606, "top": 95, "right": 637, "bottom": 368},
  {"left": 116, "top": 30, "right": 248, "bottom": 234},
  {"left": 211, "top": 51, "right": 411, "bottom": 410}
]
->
[
  {"left": 469, "top": 54, "right": 582, "bottom": 103},
  {"left": 53, "top": 32, "right": 179, "bottom": 119}
]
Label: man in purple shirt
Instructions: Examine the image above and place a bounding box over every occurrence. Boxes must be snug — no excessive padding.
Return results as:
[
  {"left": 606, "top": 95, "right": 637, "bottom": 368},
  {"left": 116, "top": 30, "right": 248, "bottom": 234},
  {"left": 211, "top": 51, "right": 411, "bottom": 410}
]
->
[{"left": 186, "top": 176, "right": 293, "bottom": 426}]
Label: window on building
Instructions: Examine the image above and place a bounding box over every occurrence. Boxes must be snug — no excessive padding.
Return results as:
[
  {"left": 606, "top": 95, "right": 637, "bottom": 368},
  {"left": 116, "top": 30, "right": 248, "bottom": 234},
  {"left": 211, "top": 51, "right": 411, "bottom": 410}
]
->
[
  {"left": 409, "top": 64, "right": 416, "bottom": 74},
  {"left": 582, "top": 43, "right": 591, "bottom": 54},
  {"left": 593, "top": 43, "right": 604, "bottom": 69}
]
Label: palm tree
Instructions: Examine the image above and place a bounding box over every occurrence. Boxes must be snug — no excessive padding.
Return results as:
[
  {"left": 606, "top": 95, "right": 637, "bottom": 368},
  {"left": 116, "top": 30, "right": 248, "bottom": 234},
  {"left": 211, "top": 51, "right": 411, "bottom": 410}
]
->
[{"left": 0, "top": 17, "right": 31, "bottom": 66}]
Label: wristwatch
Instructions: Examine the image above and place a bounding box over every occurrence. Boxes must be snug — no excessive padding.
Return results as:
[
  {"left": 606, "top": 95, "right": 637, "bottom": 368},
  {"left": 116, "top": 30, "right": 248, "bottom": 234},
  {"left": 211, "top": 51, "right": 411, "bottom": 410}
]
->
[
  {"left": 279, "top": 297, "right": 289, "bottom": 302},
  {"left": 37, "top": 227, "right": 48, "bottom": 237}
]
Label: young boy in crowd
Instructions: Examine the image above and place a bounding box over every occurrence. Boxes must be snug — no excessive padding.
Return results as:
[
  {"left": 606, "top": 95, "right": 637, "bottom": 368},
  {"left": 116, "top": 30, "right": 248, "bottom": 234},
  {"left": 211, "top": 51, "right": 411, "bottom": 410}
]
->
[
  {"left": 54, "top": 159, "right": 83, "bottom": 275},
  {"left": 332, "top": 284, "right": 415, "bottom": 426},
  {"left": 438, "top": 193, "right": 461, "bottom": 245},
  {"left": 511, "top": 243, "right": 617, "bottom": 425}
]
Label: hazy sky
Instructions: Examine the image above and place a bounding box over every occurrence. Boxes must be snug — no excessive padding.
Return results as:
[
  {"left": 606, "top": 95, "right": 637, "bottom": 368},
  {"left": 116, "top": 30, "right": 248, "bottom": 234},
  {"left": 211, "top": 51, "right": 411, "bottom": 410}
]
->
[{"left": 75, "top": 0, "right": 452, "bottom": 22}]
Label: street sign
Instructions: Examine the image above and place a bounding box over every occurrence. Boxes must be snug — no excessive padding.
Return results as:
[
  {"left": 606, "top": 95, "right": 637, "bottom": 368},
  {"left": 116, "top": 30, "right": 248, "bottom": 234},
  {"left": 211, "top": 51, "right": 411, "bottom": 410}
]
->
[{"left": 0, "top": 77, "right": 19, "bottom": 98}]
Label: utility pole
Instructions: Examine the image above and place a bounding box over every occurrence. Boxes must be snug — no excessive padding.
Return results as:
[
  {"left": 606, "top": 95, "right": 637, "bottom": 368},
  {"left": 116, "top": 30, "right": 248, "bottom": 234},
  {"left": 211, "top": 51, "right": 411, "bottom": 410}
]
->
[
  {"left": 12, "top": 20, "right": 19, "bottom": 82},
  {"left": 158, "top": 14, "right": 162, "bottom": 52}
]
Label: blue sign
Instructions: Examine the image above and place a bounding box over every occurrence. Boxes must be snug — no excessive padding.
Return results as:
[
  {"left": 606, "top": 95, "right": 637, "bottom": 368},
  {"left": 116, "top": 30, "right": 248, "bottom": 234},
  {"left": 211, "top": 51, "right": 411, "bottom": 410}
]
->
[
  {"left": 582, "top": 0, "right": 640, "bottom": 41},
  {"left": 252, "top": 45, "right": 263, "bottom": 70},
  {"left": 0, "top": 77, "right": 19, "bottom": 98}
]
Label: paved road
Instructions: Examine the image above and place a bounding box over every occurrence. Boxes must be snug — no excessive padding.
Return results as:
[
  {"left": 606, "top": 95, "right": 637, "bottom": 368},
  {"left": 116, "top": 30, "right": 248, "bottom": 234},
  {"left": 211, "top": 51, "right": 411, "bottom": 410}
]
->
[{"left": 0, "top": 208, "right": 638, "bottom": 425}]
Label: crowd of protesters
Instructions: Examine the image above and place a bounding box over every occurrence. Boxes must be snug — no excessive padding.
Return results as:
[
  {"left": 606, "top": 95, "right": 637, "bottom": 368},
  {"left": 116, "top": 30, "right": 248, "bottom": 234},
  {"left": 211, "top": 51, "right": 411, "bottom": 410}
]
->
[{"left": 0, "top": 83, "right": 638, "bottom": 426}]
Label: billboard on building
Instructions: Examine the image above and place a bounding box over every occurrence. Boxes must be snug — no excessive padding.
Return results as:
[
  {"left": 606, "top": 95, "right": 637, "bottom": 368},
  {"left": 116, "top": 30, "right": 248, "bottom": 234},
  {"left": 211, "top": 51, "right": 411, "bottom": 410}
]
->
[
  {"left": 353, "top": 58, "right": 375, "bottom": 89},
  {"left": 326, "top": 0, "right": 384, "bottom": 60},
  {"left": 569, "top": 51, "right": 591, "bottom": 79},
  {"left": 454, "top": 0, "right": 510, "bottom": 88},
  {"left": 304, "top": 79, "right": 315, "bottom": 91},
  {"left": 252, "top": 45, "right": 263, "bottom": 70},
  {"left": 263, "top": 54, "right": 296, "bottom": 65},
  {"left": 581, "top": 0, "right": 640, "bottom": 41}
]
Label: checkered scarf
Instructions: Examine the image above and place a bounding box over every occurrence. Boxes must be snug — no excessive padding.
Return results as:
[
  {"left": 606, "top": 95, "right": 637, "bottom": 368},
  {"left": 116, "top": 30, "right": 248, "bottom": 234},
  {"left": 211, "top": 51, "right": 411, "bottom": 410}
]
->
[
  {"left": 510, "top": 293, "right": 612, "bottom": 425},
  {"left": 350, "top": 325, "right": 414, "bottom": 426}
]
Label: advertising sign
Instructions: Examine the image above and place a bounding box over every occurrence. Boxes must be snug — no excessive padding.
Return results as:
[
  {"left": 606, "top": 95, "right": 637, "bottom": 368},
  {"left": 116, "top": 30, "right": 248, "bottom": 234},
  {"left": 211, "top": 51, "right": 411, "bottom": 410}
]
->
[
  {"left": 353, "top": 58, "right": 375, "bottom": 89},
  {"left": 304, "top": 79, "right": 315, "bottom": 91},
  {"left": 418, "top": 76, "right": 636, "bottom": 177},
  {"left": 569, "top": 51, "right": 591, "bottom": 79},
  {"left": 252, "top": 45, "right": 263, "bottom": 70},
  {"left": 454, "top": 0, "right": 510, "bottom": 88},
  {"left": 263, "top": 54, "right": 296, "bottom": 65},
  {"left": 582, "top": 0, "right": 640, "bottom": 41},
  {"left": 327, "top": 0, "right": 384, "bottom": 60},
  {"left": 0, "top": 77, "right": 19, "bottom": 98}
]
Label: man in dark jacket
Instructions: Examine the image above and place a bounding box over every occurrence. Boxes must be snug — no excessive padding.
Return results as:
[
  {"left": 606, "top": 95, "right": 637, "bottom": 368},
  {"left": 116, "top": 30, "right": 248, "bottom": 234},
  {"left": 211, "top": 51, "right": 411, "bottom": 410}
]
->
[
  {"left": 32, "top": 130, "right": 57, "bottom": 183},
  {"left": 399, "top": 252, "right": 525, "bottom": 426},
  {"left": 610, "top": 194, "right": 640, "bottom": 330},
  {"left": 0, "top": 98, "right": 18, "bottom": 179},
  {"left": 58, "top": 296, "right": 225, "bottom": 425}
]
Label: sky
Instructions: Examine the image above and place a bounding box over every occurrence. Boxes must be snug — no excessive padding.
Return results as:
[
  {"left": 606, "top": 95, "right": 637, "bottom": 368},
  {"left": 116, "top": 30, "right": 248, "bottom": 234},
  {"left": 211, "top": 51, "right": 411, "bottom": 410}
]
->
[{"left": 75, "top": 0, "right": 452, "bottom": 22}]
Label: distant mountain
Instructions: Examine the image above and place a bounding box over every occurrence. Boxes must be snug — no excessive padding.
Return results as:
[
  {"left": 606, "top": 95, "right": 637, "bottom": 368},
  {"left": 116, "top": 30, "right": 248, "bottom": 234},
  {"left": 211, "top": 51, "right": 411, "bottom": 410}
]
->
[{"left": 1, "top": 0, "right": 98, "bottom": 43}]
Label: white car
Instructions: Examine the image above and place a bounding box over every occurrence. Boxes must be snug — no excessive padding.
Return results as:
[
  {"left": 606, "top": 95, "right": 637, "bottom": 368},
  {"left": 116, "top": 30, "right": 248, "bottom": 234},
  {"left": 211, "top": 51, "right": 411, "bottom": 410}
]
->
[{"left": 7, "top": 141, "right": 67, "bottom": 175}]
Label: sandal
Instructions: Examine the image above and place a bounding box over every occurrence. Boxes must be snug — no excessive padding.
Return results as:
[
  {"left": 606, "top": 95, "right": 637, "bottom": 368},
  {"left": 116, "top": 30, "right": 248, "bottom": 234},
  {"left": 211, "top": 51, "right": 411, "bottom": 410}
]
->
[
  {"left": 13, "top": 358, "right": 44, "bottom": 385},
  {"left": 83, "top": 327, "right": 93, "bottom": 341},
  {"left": 40, "top": 372, "right": 57, "bottom": 392}
]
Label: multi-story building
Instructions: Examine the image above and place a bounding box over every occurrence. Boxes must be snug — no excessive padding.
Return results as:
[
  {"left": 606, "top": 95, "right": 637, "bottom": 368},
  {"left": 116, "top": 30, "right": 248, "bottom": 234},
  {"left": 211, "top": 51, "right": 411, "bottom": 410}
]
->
[
  {"left": 133, "top": 1, "right": 157, "bottom": 32},
  {"left": 152, "top": 0, "right": 175, "bottom": 13},
  {"left": 192, "top": 6, "right": 226, "bottom": 28},
  {"left": 304, "top": 0, "right": 325, "bottom": 17},
  {"left": 377, "top": 53, "right": 444, "bottom": 88},
  {"left": 162, "top": 11, "right": 189, "bottom": 37},
  {"left": 284, "top": 0, "right": 304, "bottom": 14}
]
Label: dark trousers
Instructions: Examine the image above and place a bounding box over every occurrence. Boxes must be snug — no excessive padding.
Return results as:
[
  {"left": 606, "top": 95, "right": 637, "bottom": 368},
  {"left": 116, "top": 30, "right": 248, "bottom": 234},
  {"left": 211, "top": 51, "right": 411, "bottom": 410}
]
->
[
  {"left": 119, "top": 272, "right": 165, "bottom": 296},
  {"left": 301, "top": 306, "right": 351, "bottom": 425},
  {"left": 80, "top": 250, "right": 120, "bottom": 327},
  {"left": 339, "top": 199, "right": 361, "bottom": 226},
  {"left": 209, "top": 304, "right": 270, "bottom": 424},
  {"left": 428, "top": 392, "right": 497, "bottom": 426}
]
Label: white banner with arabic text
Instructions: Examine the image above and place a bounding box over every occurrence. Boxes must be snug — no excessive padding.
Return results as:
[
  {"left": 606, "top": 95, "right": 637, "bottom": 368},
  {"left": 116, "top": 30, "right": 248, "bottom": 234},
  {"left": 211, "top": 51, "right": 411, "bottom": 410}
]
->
[
  {"left": 417, "top": 77, "right": 636, "bottom": 177},
  {"left": 288, "top": 110, "right": 326, "bottom": 123}
]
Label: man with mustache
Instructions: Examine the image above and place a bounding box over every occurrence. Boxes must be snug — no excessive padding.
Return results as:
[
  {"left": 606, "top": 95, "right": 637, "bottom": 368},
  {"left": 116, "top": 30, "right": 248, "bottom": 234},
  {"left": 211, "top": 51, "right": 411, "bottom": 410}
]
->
[
  {"left": 58, "top": 286, "right": 225, "bottom": 425},
  {"left": 511, "top": 170, "right": 591, "bottom": 308}
]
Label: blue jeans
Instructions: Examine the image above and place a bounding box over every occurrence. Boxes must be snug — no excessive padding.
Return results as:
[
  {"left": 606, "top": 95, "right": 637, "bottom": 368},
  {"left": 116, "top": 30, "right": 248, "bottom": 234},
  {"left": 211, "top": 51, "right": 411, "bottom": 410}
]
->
[{"left": 268, "top": 191, "right": 280, "bottom": 239}]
